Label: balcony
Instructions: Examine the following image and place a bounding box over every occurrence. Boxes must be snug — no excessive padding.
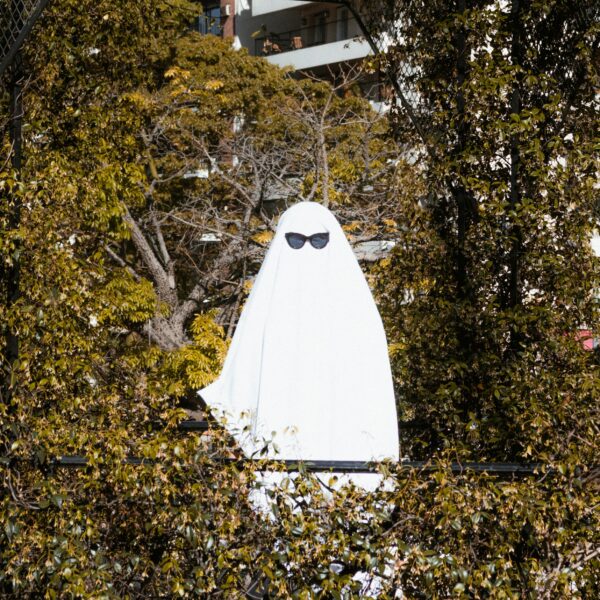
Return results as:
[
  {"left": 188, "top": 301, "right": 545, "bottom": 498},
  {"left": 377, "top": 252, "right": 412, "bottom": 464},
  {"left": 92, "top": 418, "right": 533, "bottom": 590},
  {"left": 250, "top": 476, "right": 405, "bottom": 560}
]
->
[
  {"left": 252, "top": 0, "right": 314, "bottom": 17},
  {"left": 193, "top": 11, "right": 223, "bottom": 36},
  {"left": 254, "top": 16, "right": 370, "bottom": 71}
]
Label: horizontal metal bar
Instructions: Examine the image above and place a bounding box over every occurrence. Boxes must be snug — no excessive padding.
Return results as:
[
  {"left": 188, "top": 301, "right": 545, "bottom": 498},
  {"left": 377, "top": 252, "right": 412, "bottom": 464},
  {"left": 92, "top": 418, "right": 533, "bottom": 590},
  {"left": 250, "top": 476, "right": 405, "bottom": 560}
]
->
[
  {"left": 0, "top": 454, "right": 553, "bottom": 475},
  {"left": 177, "top": 420, "right": 210, "bottom": 432},
  {"left": 0, "top": 422, "right": 574, "bottom": 475},
  {"left": 281, "top": 460, "right": 550, "bottom": 474},
  {"left": 176, "top": 420, "right": 423, "bottom": 433}
]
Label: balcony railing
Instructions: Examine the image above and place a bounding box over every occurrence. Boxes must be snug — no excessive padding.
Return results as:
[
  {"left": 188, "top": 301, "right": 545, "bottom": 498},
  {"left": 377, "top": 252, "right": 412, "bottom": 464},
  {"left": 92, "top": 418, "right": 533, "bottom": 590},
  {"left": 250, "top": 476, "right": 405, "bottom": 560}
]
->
[
  {"left": 193, "top": 14, "right": 223, "bottom": 37},
  {"left": 254, "top": 17, "right": 359, "bottom": 57}
]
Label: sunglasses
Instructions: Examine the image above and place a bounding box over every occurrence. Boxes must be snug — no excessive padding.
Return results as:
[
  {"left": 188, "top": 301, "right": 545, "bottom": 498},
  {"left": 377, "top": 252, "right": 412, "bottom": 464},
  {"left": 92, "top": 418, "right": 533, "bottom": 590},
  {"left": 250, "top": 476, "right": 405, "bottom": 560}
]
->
[{"left": 285, "top": 232, "right": 330, "bottom": 250}]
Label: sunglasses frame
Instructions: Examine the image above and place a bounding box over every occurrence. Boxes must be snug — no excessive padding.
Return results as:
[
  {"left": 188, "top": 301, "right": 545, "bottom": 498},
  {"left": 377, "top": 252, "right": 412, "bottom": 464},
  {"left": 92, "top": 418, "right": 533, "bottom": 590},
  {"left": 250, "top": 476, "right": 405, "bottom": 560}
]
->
[{"left": 285, "top": 231, "right": 330, "bottom": 250}]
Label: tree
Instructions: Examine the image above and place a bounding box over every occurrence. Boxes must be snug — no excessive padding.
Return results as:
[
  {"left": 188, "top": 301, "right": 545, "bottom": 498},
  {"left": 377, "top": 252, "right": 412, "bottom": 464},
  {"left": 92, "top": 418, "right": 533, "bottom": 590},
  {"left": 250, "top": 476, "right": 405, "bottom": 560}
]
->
[
  {"left": 365, "top": 0, "right": 599, "bottom": 595},
  {"left": 0, "top": 1, "right": 405, "bottom": 597},
  {"left": 112, "top": 52, "right": 400, "bottom": 351},
  {"left": 2, "top": 0, "right": 598, "bottom": 597},
  {"left": 368, "top": 0, "right": 600, "bottom": 461}
]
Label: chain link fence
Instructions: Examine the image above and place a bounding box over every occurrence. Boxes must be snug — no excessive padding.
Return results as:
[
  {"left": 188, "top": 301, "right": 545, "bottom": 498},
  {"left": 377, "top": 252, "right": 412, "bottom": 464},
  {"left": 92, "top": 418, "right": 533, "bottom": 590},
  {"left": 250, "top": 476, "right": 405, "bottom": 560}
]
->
[
  {"left": 0, "top": 0, "right": 50, "bottom": 78},
  {"left": 1, "top": 0, "right": 49, "bottom": 400}
]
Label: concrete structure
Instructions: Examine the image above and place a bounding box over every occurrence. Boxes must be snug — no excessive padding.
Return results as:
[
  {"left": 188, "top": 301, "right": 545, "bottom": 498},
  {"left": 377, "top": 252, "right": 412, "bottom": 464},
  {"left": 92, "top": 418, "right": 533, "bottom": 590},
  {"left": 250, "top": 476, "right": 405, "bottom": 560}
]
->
[{"left": 196, "top": 1, "right": 372, "bottom": 72}]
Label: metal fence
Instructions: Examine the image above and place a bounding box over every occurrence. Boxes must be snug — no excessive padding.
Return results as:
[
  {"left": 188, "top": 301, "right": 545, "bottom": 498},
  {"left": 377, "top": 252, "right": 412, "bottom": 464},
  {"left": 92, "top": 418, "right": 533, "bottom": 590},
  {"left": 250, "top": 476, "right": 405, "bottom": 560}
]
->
[
  {"left": 254, "top": 17, "right": 359, "bottom": 56},
  {"left": 0, "top": 419, "right": 562, "bottom": 477},
  {"left": 0, "top": 0, "right": 50, "bottom": 78},
  {"left": 193, "top": 12, "right": 223, "bottom": 37},
  {"left": 1, "top": 0, "right": 49, "bottom": 403}
]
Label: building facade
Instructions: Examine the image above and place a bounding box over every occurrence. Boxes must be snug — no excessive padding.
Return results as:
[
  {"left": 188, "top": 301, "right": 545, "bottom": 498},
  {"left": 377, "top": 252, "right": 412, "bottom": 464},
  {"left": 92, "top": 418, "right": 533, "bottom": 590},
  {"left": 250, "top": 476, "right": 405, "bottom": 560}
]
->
[{"left": 196, "top": 1, "right": 371, "bottom": 72}]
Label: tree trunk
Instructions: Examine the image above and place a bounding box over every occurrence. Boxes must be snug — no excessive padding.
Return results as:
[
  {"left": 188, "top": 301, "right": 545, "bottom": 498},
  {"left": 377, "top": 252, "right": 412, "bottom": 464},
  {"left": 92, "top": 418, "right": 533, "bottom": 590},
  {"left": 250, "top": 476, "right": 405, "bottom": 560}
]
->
[
  {"left": 143, "top": 315, "right": 189, "bottom": 351},
  {"left": 508, "top": 0, "right": 523, "bottom": 313}
]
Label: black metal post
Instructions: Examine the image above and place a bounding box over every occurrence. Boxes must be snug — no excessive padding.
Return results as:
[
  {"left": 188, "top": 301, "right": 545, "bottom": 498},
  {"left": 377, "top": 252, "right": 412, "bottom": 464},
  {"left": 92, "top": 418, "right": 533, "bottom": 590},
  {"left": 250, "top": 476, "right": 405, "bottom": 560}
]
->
[
  {"left": 6, "top": 51, "right": 23, "bottom": 380},
  {"left": 3, "top": 0, "right": 25, "bottom": 401}
]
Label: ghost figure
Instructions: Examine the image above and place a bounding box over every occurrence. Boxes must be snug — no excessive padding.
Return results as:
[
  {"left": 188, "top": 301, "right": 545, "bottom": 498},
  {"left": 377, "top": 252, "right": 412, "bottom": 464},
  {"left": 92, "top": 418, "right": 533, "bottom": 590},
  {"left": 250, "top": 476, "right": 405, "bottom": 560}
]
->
[{"left": 199, "top": 202, "right": 399, "bottom": 463}]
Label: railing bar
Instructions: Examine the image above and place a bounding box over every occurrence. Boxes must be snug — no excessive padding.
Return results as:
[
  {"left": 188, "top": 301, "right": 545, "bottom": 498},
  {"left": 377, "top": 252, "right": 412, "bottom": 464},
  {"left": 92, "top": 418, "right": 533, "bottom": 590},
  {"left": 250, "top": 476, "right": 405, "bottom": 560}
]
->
[
  {"left": 254, "top": 15, "right": 361, "bottom": 55},
  {"left": 176, "top": 420, "right": 423, "bottom": 432},
  {"left": 177, "top": 420, "right": 210, "bottom": 431},
  {"left": 0, "top": 454, "right": 560, "bottom": 475}
]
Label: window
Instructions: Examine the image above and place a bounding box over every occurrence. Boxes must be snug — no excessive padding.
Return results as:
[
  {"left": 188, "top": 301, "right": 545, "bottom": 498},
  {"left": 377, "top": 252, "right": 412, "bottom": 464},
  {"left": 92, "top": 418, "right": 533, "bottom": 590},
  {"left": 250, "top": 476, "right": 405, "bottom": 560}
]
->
[
  {"left": 196, "top": 4, "right": 221, "bottom": 36},
  {"left": 314, "top": 13, "right": 328, "bottom": 45},
  {"left": 337, "top": 8, "right": 349, "bottom": 41}
]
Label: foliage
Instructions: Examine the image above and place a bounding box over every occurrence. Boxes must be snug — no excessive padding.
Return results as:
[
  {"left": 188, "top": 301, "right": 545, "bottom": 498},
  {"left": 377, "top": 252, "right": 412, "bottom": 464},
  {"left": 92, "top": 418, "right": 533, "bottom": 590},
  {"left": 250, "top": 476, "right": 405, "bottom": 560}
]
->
[
  {"left": 367, "top": 0, "right": 600, "bottom": 594},
  {"left": 0, "top": 0, "right": 598, "bottom": 598},
  {"left": 120, "top": 51, "right": 399, "bottom": 345},
  {"left": 371, "top": 0, "right": 600, "bottom": 461}
]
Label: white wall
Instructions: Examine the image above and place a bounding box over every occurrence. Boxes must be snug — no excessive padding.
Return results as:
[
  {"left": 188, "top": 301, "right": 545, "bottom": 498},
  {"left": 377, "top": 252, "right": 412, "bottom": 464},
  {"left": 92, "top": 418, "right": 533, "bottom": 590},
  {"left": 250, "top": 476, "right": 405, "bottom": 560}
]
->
[
  {"left": 266, "top": 38, "right": 370, "bottom": 70},
  {"left": 236, "top": 1, "right": 305, "bottom": 55},
  {"left": 236, "top": 1, "right": 366, "bottom": 60},
  {"left": 252, "top": 0, "right": 312, "bottom": 17}
]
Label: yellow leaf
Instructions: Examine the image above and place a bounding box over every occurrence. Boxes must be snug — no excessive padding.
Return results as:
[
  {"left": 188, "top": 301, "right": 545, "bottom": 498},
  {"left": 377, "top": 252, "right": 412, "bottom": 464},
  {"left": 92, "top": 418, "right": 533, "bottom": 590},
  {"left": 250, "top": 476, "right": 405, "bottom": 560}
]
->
[
  {"left": 205, "top": 79, "right": 224, "bottom": 91},
  {"left": 164, "top": 67, "right": 191, "bottom": 82},
  {"left": 252, "top": 230, "right": 274, "bottom": 245},
  {"left": 342, "top": 221, "right": 361, "bottom": 233}
]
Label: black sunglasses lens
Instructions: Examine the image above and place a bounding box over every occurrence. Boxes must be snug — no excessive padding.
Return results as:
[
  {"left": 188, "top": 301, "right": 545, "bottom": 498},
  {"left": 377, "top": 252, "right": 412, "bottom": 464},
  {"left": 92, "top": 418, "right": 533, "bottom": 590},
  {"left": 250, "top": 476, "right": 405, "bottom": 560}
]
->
[
  {"left": 310, "top": 233, "right": 329, "bottom": 249},
  {"left": 286, "top": 233, "right": 306, "bottom": 249}
]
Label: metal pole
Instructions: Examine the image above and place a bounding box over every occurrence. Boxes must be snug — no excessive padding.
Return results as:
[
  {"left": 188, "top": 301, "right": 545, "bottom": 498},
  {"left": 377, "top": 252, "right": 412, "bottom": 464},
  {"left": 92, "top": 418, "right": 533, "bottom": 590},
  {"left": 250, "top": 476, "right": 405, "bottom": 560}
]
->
[
  {"left": 0, "top": 453, "right": 557, "bottom": 476},
  {"left": 1, "top": 1, "right": 51, "bottom": 400},
  {"left": 7, "top": 52, "right": 23, "bottom": 339},
  {"left": 4, "top": 1, "right": 25, "bottom": 400}
]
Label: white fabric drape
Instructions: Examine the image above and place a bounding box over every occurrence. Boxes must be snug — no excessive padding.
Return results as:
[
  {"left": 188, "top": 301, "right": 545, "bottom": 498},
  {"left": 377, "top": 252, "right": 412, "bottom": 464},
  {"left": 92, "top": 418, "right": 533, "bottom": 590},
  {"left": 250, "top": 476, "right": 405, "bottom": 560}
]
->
[{"left": 199, "top": 202, "right": 398, "bottom": 463}]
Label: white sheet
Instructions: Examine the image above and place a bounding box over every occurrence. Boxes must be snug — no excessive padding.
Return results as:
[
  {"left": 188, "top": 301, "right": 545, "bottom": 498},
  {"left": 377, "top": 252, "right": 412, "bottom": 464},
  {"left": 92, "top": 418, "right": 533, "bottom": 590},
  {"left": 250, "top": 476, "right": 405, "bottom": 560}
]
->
[{"left": 199, "top": 202, "right": 399, "bottom": 462}]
